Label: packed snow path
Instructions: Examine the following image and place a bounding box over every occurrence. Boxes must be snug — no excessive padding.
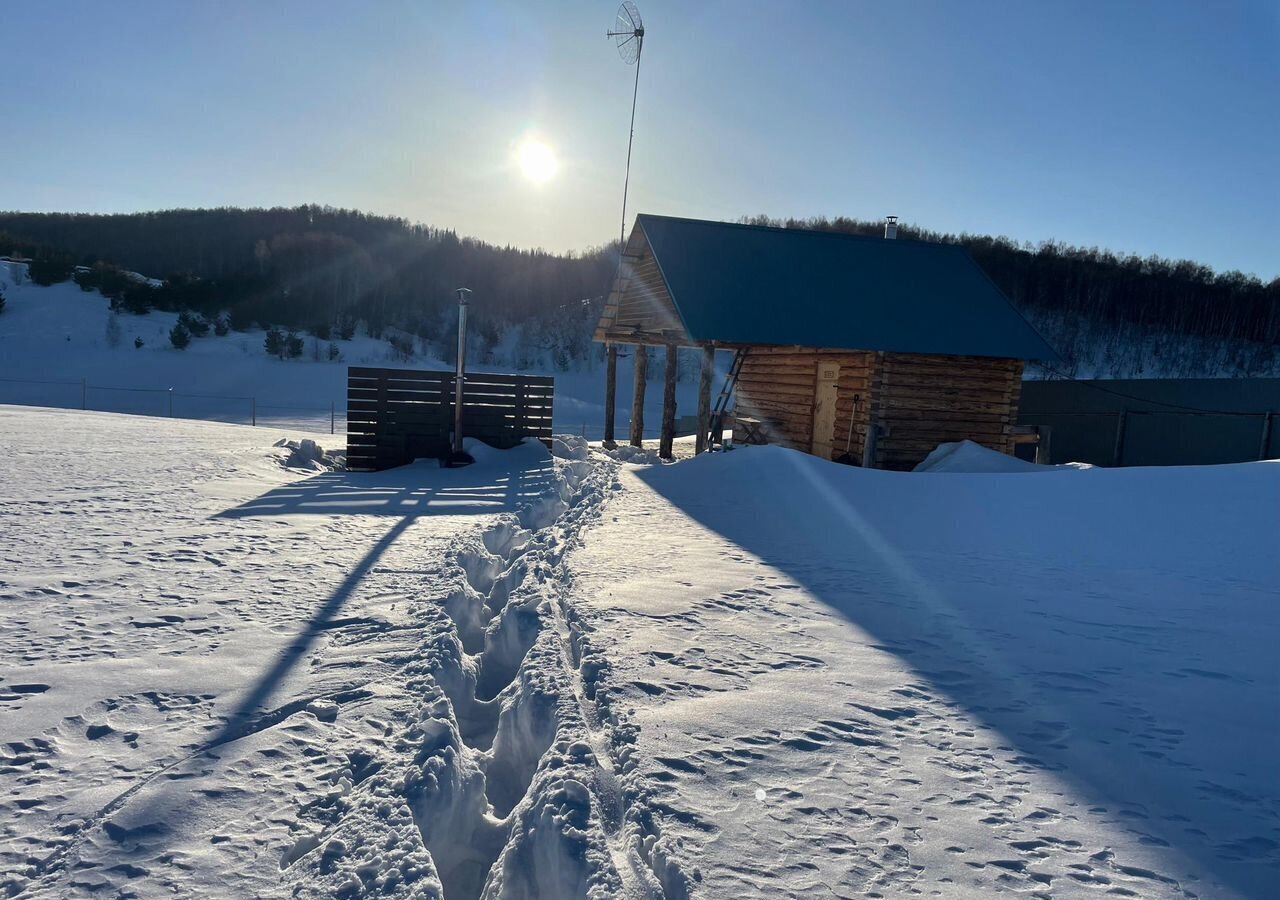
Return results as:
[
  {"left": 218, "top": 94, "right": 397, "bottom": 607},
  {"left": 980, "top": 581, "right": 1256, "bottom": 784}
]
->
[{"left": 568, "top": 447, "right": 1280, "bottom": 899}]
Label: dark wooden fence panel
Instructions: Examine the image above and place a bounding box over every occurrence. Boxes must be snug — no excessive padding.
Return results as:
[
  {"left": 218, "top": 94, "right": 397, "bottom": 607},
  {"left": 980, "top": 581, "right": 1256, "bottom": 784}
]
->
[
  {"left": 1018, "top": 378, "right": 1280, "bottom": 466},
  {"left": 347, "top": 367, "right": 555, "bottom": 471}
]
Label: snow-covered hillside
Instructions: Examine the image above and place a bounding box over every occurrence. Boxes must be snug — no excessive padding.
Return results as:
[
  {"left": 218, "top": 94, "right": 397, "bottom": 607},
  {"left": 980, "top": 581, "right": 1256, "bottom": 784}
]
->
[
  {"left": 0, "top": 262, "right": 698, "bottom": 436},
  {"left": 1022, "top": 308, "right": 1280, "bottom": 380},
  {"left": 2, "top": 405, "right": 1276, "bottom": 898}
]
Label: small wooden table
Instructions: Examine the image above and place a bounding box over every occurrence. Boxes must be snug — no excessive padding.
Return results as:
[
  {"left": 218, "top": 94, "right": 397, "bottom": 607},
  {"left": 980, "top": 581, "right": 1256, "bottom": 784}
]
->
[{"left": 736, "top": 415, "right": 781, "bottom": 446}]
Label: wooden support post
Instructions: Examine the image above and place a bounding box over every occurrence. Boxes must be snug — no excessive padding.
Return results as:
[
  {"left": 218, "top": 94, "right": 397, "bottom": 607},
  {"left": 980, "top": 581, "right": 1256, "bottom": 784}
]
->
[
  {"left": 629, "top": 345, "right": 648, "bottom": 447},
  {"left": 1112, "top": 408, "right": 1128, "bottom": 467},
  {"left": 603, "top": 343, "right": 618, "bottom": 449},
  {"left": 861, "top": 422, "right": 879, "bottom": 469},
  {"left": 1259, "top": 412, "right": 1274, "bottom": 460},
  {"left": 696, "top": 345, "right": 714, "bottom": 453},
  {"left": 660, "top": 343, "right": 678, "bottom": 460},
  {"left": 1035, "top": 424, "right": 1053, "bottom": 465}
]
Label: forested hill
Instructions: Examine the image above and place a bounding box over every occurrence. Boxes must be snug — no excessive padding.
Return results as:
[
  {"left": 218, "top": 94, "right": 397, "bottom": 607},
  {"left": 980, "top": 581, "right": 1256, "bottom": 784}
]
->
[
  {"left": 0, "top": 207, "right": 613, "bottom": 369},
  {"left": 1, "top": 206, "right": 1276, "bottom": 377}
]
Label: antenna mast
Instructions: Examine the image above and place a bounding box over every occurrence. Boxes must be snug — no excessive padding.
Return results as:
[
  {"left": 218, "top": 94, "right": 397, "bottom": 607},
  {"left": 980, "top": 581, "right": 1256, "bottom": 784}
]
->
[{"left": 608, "top": 2, "right": 645, "bottom": 251}]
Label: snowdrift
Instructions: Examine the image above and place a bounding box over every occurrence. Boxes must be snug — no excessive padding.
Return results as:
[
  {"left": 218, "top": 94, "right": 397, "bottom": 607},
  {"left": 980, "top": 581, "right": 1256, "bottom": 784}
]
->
[{"left": 913, "top": 439, "right": 1059, "bottom": 472}]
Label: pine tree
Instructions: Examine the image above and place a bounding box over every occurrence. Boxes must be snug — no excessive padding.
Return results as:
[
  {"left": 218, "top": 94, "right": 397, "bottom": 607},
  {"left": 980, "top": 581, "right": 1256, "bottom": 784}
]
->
[
  {"left": 169, "top": 321, "right": 192, "bottom": 350},
  {"left": 120, "top": 285, "right": 153, "bottom": 315},
  {"left": 28, "top": 252, "right": 73, "bottom": 285},
  {"left": 264, "top": 325, "right": 286, "bottom": 358},
  {"left": 178, "top": 310, "right": 210, "bottom": 337}
]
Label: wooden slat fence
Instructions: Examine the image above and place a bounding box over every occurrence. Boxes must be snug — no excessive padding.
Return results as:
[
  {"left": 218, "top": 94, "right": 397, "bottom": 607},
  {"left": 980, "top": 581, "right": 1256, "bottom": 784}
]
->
[{"left": 347, "top": 367, "right": 554, "bottom": 471}]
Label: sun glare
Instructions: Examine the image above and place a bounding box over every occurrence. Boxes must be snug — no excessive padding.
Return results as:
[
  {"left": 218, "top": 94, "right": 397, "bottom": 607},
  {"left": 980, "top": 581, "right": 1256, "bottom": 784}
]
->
[{"left": 516, "top": 139, "right": 559, "bottom": 184}]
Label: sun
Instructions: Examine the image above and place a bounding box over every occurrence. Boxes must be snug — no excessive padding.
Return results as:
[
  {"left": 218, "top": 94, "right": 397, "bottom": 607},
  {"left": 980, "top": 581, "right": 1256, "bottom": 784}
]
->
[{"left": 516, "top": 139, "right": 559, "bottom": 184}]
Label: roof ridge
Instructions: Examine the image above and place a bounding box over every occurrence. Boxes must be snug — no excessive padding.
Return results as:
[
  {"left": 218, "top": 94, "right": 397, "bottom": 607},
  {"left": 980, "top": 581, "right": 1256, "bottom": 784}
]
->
[{"left": 636, "top": 212, "right": 961, "bottom": 251}]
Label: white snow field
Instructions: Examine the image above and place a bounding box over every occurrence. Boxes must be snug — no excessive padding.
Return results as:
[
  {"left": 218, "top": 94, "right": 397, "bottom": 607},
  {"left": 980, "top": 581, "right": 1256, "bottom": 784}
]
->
[
  {"left": 0, "top": 262, "right": 698, "bottom": 438},
  {"left": 567, "top": 445, "right": 1280, "bottom": 899},
  {"left": 0, "top": 406, "right": 623, "bottom": 898},
  {"left": 2, "top": 406, "right": 1277, "bottom": 898}
]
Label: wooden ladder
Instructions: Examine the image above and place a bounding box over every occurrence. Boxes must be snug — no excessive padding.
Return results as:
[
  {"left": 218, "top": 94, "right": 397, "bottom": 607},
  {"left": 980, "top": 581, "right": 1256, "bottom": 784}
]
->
[{"left": 707, "top": 348, "right": 748, "bottom": 449}]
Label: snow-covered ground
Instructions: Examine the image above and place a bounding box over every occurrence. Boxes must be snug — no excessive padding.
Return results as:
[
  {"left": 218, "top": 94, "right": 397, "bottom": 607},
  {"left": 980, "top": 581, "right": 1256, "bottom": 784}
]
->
[
  {"left": 0, "top": 262, "right": 702, "bottom": 438},
  {"left": 570, "top": 445, "right": 1280, "bottom": 898},
  {"left": 0, "top": 407, "right": 617, "bottom": 897},
  {"left": 2, "top": 406, "right": 1276, "bottom": 898}
]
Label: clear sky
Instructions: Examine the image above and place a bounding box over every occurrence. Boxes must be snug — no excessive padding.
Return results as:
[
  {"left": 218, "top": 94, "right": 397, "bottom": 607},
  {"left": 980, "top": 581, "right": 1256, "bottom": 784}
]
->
[{"left": 7, "top": 1, "right": 1278, "bottom": 278}]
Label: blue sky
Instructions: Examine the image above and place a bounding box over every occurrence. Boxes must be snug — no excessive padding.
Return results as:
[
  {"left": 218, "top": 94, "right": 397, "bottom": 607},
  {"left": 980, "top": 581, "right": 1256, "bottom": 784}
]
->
[{"left": 7, "top": 1, "right": 1278, "bottom": 278}]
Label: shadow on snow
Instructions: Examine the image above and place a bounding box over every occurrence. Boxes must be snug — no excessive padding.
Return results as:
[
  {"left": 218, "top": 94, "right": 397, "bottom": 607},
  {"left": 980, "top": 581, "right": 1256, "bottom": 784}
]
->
[
  {"left": 77, "top": 447, "right": 564, "bottom": 872},
  {"left": 635, "top": 447, "right": 1279, "bottom": 898},
  {"left": 219, "top": 455, "right": 559, "bottom": 520},
  {"left": 207, "top": 447, "right": 556, "bottom": 746}
]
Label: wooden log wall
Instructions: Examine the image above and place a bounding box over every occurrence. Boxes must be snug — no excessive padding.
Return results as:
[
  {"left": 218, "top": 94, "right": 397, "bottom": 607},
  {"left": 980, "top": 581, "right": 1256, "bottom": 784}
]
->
[
  {"left": 829, "top": 352, "right": 875, "bottom": 461},
  {"left": 596, "top": 229, "right": 687, "bottom": 345},
  {"left": 733, "top": 347, "right": 875, "bottom": 459},
  {"left": 733, "top": 347, "right": 817, "bottom": 452},
  {"left": 611, "top": 252, "right": 683, "bottom": 336},
  {"left": 869, "top": 353, "right": 1024, "bottom": 470},
  {"left": 731, "top": 348, "right": 1024, "bottom": 469}
]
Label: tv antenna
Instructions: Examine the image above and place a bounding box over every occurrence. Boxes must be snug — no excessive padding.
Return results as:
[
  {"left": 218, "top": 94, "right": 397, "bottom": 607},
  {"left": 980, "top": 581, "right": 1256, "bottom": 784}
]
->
[{"left": 608, "top": 1, "right": 645, "bottom": 251}]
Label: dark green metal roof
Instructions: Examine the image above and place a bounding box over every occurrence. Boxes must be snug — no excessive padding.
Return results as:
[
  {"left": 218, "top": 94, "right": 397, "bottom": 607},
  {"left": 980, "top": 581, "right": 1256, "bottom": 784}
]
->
[{"left": 637, "top": 214, "right": 1058, "bottom": 360}]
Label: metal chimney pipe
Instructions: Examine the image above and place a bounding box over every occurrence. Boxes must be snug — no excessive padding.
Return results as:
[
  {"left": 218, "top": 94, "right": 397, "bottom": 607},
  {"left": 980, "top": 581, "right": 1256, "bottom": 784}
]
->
[
  {"left": 453, "top": 288, "right": 472, "bottom": 455},
  {"left": 884, "top": 216, "right": 898, "bottom": 240}
]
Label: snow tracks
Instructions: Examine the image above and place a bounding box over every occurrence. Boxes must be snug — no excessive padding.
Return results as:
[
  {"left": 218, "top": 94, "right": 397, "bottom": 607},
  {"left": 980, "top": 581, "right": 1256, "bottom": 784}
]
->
[{"left": 285, "top": 438, "right": 690, "bottom": 900}]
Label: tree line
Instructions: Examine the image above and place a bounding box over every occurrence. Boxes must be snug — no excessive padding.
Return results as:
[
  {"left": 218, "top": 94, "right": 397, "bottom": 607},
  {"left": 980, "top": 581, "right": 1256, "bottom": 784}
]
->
[
  {"left": 0, "top": 206, "right": 611, "bottom": 370},
  {"left": 1, "top": 205, "right": 1275, "bottom": 377}
]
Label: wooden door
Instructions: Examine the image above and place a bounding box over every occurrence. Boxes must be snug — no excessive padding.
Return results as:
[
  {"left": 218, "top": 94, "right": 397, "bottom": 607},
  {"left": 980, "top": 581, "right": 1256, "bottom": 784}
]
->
[{"left": 811, "top": 361, "right": 840, "bottom": 458}]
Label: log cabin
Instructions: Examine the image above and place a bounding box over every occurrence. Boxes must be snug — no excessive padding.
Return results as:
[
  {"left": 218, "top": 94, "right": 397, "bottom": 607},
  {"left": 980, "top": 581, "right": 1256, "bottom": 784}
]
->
[{"left": 594, "top": 214, "right": 1058, "bottom": 469}]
